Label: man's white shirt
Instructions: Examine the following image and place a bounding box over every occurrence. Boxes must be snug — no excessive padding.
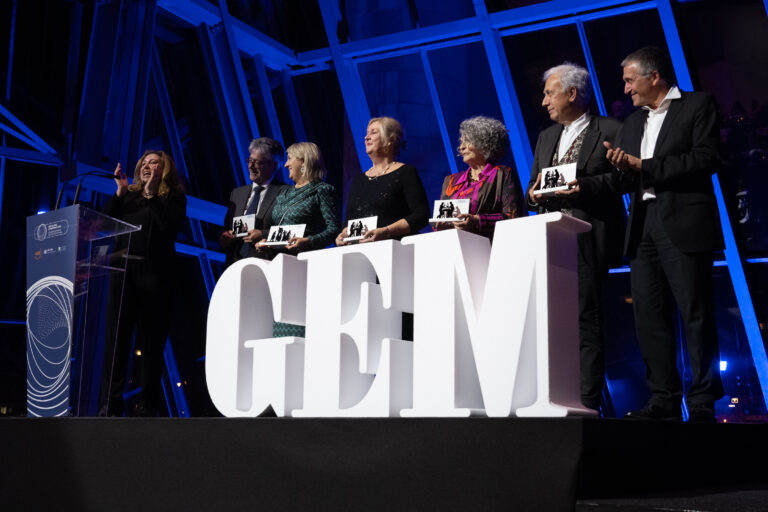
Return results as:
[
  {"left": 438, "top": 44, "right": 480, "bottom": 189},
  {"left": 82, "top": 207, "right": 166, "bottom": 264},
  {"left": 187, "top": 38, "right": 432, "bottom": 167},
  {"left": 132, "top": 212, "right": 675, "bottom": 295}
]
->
[
  {"left": 640, "top": 86, "right": 681, "bottom": 201},
  {"left": 558, "top": 112, "right": 591, "bottom": 160}
]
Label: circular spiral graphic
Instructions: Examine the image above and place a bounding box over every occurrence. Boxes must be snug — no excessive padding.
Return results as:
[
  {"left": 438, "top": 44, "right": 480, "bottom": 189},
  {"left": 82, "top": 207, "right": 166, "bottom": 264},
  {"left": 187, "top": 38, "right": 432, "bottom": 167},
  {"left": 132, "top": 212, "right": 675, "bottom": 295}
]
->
[{"left": 26, "top": 275, "right": 73, "bottom": 417}]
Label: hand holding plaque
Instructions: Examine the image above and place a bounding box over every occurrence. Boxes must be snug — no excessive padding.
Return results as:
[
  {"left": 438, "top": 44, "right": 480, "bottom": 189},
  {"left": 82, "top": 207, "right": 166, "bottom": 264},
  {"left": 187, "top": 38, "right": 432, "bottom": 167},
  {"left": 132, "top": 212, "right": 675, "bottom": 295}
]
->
[
  {"left": 429, "top": 199, "right": 470, "bottom": 224},
  {"left": 533, "top": 163, "right": 577, "bottom": 197},
  {"left": 342, "top": 216, "right": 377, "bottom": 243},
  {"left": 259, "top": 224, "right": 307, "bottom": 246}
]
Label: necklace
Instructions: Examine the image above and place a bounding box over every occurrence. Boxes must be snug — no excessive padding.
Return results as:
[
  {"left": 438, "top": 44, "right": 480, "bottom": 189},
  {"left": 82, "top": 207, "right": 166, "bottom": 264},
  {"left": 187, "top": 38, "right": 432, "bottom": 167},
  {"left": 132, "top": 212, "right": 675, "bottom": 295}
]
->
[{"left": 367, "top": 161, "right": 394, "bottom": 180}]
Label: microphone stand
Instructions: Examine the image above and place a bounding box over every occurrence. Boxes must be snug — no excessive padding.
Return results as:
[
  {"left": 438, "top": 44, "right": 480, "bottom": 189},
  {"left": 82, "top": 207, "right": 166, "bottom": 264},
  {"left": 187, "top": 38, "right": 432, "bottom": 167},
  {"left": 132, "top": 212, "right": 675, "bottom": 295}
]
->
[{"left": 55, "top": 170, "right": 118, "bottom": 210}]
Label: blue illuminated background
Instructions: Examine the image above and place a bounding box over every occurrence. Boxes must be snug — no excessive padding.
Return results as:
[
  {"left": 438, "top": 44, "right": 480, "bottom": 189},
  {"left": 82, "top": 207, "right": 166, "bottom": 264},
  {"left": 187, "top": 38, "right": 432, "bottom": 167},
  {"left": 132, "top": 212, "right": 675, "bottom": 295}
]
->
[{"left": 0, "top": 0, "right": 767, "bottom": 420}]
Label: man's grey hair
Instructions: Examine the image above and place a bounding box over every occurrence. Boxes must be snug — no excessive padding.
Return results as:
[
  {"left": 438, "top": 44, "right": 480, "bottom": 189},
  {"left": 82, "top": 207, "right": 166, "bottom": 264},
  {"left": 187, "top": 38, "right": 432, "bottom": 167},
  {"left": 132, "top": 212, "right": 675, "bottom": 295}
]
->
[
  {"left": 543, "top": 62, "right": 592, "bottom": 106},
  {"left": 459, "top": 116, "right": 510, "bottom": 164},
  {"left": 621, "top": 46, "right": 675, "bottom": 85},
  {"left": 248, "top": 137, "right": 284, "bottom": 160}
]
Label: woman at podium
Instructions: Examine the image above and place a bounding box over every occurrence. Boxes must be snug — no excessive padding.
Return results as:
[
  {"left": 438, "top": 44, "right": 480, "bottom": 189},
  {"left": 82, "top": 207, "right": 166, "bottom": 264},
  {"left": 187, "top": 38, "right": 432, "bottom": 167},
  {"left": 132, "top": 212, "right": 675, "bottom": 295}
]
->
[{"left": 99, "top": 150, "right": 186, "bottom": 417}]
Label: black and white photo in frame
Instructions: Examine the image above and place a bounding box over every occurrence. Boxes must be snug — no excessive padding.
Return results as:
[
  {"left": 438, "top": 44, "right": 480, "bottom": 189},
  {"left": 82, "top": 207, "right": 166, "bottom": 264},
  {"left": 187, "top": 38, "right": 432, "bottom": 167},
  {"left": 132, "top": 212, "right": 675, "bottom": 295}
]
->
[
  {"left": 261, "top": 224, "right": 307, "bottom": 246},
  {"left": 232, "top": 214, "right": 256, "bottom": 237},
  {"left": 533, "top": 162, "right": 576, "bottom": 197},
  {"left": 429, "top": 198, "right": 470, "bottom": 223},
  {"left": 343, "top": 216, "right": 377, "bottom": 242}
]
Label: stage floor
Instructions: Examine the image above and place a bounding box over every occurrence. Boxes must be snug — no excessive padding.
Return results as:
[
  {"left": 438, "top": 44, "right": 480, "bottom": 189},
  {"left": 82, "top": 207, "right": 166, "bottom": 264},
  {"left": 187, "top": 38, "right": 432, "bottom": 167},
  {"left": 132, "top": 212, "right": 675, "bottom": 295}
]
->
[{"left": 2, "top": 417, "right": 766, "bottom": 511}]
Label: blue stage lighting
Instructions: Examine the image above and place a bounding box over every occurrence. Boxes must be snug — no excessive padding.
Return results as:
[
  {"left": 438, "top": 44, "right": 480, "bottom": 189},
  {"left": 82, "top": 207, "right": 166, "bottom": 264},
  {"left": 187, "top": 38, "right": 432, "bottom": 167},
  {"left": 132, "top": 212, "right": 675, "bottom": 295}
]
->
[{"left": 720, "top": 361, "right": 728, "bottom": 372}]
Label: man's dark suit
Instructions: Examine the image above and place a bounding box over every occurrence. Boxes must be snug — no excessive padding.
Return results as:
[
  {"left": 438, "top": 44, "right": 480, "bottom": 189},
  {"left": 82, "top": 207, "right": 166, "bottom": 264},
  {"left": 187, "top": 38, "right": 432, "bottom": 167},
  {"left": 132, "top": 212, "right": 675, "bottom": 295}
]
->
[
  {"left": 617, "top": 91, "right": 724, "bottom": 412},
  {"left": 527, "top": 115, "right": 626, "bottom": 409},
  {"left": 222, "top": 175, "right": 288, "bottom": 266}
]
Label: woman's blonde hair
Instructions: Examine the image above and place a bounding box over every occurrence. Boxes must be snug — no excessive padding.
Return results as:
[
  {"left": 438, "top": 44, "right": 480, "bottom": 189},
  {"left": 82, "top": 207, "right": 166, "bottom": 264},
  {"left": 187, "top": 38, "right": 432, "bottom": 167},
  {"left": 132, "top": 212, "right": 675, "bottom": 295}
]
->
[
  {"left": 286, "top": 142, "right": 326, "bottom": 182},
  {"left": 368, "top": 116, "right": 405, "bottom": 156},
  {"left": 127, "top": 150, "right": 184, "bottom": 197}
]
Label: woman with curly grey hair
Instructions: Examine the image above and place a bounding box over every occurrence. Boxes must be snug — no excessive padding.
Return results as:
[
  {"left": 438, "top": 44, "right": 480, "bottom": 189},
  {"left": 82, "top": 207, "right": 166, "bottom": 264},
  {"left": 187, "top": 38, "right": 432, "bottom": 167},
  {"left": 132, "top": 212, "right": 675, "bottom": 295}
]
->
[{"left": 437, "top": 116, "right": 524, "bottom": 237}]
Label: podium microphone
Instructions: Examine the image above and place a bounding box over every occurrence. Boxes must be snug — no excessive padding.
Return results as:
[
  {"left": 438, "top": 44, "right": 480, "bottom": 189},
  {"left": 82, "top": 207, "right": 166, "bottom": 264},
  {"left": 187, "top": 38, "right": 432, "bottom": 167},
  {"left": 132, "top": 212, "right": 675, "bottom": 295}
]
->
[{"left": 55, "top": 170, "right": 118, "bottom": 210}]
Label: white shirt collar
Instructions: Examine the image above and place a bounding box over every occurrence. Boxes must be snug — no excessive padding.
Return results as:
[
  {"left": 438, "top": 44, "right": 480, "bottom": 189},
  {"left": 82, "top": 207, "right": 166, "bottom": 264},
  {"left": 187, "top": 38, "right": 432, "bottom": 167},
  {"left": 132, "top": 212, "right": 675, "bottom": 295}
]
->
[
  {"left": 253, "top": 175, "right": 275, "bottom": 189},
  {"left": 563, "top": 112, "right": 591, "bottom": 132},
  {"left": 643, "top": 86, "right": 681, "bottom": 114}
]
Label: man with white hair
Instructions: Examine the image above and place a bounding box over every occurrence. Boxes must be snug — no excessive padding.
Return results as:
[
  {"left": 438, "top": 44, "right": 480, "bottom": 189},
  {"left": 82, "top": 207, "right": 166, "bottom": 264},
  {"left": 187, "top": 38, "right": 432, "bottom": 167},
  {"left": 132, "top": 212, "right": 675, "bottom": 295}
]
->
[{"left": 526, "top": 62, "right": 626, "bottom": 414}]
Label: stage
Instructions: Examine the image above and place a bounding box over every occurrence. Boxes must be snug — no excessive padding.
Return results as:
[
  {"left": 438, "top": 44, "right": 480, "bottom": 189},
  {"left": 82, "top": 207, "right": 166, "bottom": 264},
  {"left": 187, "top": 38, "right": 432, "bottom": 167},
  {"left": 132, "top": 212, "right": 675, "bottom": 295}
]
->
[{"left": 3, "top": 417, "right": 766, "bottom": 511}]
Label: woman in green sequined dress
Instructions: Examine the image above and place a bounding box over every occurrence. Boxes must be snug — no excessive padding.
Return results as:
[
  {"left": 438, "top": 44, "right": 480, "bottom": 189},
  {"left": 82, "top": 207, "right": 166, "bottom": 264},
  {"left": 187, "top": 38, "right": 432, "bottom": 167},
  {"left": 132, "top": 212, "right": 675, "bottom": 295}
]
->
[{"left": 258, "top": 142, "right": 339, "bottom": 337}]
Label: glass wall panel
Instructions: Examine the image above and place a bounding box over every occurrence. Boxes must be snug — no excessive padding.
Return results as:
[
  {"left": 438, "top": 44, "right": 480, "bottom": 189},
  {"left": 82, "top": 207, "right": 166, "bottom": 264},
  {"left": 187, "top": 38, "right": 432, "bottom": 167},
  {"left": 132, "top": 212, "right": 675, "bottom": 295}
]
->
[
  {"left": 675, "top": 0, "right": 768, "bottom": 259},
  {"left": 428, "top": 42, "right": 509, "bottom": 171},
  {"left": 0, "top": 1, "right": 11, "bottom": 92},
  {"left": 240, "top": 56, "right": 275, "bottom": 142},
  {"left": 0, "top": 161, "right": 58, "bottom": 417},
  {"left": 142, "top": 75, "right": 174, "bottom": 157},
  {"left": 7, "top": 1, "right": 79, "bottom": 149},
  {"left": 155, "top": 27, "right": 235, "bottom": 207},
  {"left": 413, "top": 0, "right": 475, "bottom": 28},
  {"left": 502, "top": 24, "right": 591, "bottom": 151},
  {"left": 168, "top": 253, "right": 217, "bottom": 416},
  {"left": 710, "top": 265, "right": 766, "bottom": 421},
  {"left": 603, "top": 265, "right": 765, "bottom": 422},
  {"left": 291, "top": 70, "right": 347, "bottom": 227},
  {"left": 0, "top": 161, "right": 58, "bottom": 319},
  {"left": 485, "top": 0, "right": 550, "bottom": 14},
  {"left": 267, "top": 69, "right": 298, "bottom": 149},
  {"left": 136, "top": 68, "right": 203, "bottom": 249},
  {"left": 359, "top": 54, "right": 452, "bottom": 214},
  {"left": 584, "top": 8, "right": 670, "bottom": 122},
  {"left": 602, "top": 271, "right": 643, "bottom": 417},
  {"left": 225, "top": 0, "right": 328, "bottom": 52},
  {"left": 671, "top": 0, "right": 768, "bottom": 377},
  {"left": 343, "top": 0, "right": 474, "bottom": 42},
  {"left": 200, "top": 219, "right": 227, "bottom": 254}
]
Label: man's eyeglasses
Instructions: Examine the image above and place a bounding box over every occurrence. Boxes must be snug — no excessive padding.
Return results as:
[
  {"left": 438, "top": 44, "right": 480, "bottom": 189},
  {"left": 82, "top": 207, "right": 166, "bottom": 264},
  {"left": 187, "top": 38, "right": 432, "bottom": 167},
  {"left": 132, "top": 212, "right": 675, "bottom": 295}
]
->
[{"left": 247, "top": 158, "right": 274, "bottom": 167}]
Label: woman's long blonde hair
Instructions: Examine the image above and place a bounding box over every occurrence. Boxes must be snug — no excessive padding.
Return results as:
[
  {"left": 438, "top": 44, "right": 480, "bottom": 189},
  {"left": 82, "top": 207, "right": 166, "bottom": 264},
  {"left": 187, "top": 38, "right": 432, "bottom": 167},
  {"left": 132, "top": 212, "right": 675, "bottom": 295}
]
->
[{"left": 127, "top": 150, "right": 184, "bottom": 197}]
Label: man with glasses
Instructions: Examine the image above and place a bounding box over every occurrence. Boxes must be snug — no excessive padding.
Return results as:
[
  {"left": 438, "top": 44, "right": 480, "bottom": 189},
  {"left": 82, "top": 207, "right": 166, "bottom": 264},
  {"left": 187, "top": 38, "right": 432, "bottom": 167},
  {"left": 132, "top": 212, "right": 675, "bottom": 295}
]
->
[
  {"left": 604, "top": 47, "right": 724, "bottom": 422},
  {"left": 219, "top": 137, "right": 288, "bottom": 264}
]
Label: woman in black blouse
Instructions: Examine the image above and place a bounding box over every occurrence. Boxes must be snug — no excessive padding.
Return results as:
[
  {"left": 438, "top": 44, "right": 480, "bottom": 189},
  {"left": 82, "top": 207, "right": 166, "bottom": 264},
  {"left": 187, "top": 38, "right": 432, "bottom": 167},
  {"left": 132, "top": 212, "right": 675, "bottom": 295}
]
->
[
  {"left": 100, "top": 150, "right": 186, "bottom": 416},
  {"left": 336, "top": 116, "right": 429, "bottom": 245}
]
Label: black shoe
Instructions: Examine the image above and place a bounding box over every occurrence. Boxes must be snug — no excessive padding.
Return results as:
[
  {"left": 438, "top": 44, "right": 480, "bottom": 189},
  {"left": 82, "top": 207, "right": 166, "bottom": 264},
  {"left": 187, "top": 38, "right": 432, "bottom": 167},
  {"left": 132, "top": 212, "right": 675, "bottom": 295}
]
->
[
  {"left": 624, "top": 405, "right": 682, "bottom": 421},
  {"left": 688, "top": 407, "right": 717, "bottom": 423}
]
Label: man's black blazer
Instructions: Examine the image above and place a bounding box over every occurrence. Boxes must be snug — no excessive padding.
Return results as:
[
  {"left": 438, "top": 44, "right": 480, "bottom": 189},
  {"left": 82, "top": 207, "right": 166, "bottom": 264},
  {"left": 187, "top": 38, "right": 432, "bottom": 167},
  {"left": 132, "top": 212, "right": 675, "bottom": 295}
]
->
[
  {"left": 527, "top": 115, "right": 626, "bottom": 270},
  {"left": 616, "top": 91, "right": 724, "bottom": 258},
  {"left": 222, "top": 174, "right": 288, "bottom": 265}
]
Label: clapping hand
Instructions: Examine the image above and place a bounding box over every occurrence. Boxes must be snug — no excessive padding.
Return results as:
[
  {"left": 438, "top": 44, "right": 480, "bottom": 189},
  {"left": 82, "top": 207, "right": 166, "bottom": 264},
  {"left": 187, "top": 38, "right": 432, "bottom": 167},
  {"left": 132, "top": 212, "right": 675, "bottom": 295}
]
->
[
  {"left": 604, "top": 141, "right": 641, "bottom": 172},
  {"left": 113, "top": 163, "right": 129, "bottom": 197}
]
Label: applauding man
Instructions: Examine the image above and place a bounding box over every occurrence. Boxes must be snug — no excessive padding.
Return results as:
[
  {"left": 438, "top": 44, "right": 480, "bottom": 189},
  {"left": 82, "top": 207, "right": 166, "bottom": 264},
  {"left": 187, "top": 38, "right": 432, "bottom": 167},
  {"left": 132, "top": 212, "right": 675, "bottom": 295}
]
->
[{"left": 605, "top": 47, "right": 724, "bottom": 422}]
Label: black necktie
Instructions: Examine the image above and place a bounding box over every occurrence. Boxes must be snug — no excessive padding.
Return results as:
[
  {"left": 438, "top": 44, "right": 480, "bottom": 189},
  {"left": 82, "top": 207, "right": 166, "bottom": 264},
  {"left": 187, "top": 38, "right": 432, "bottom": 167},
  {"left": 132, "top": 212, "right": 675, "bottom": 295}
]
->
[{"left": 244, "top": 185, "right": 264, "bottom": 215}]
